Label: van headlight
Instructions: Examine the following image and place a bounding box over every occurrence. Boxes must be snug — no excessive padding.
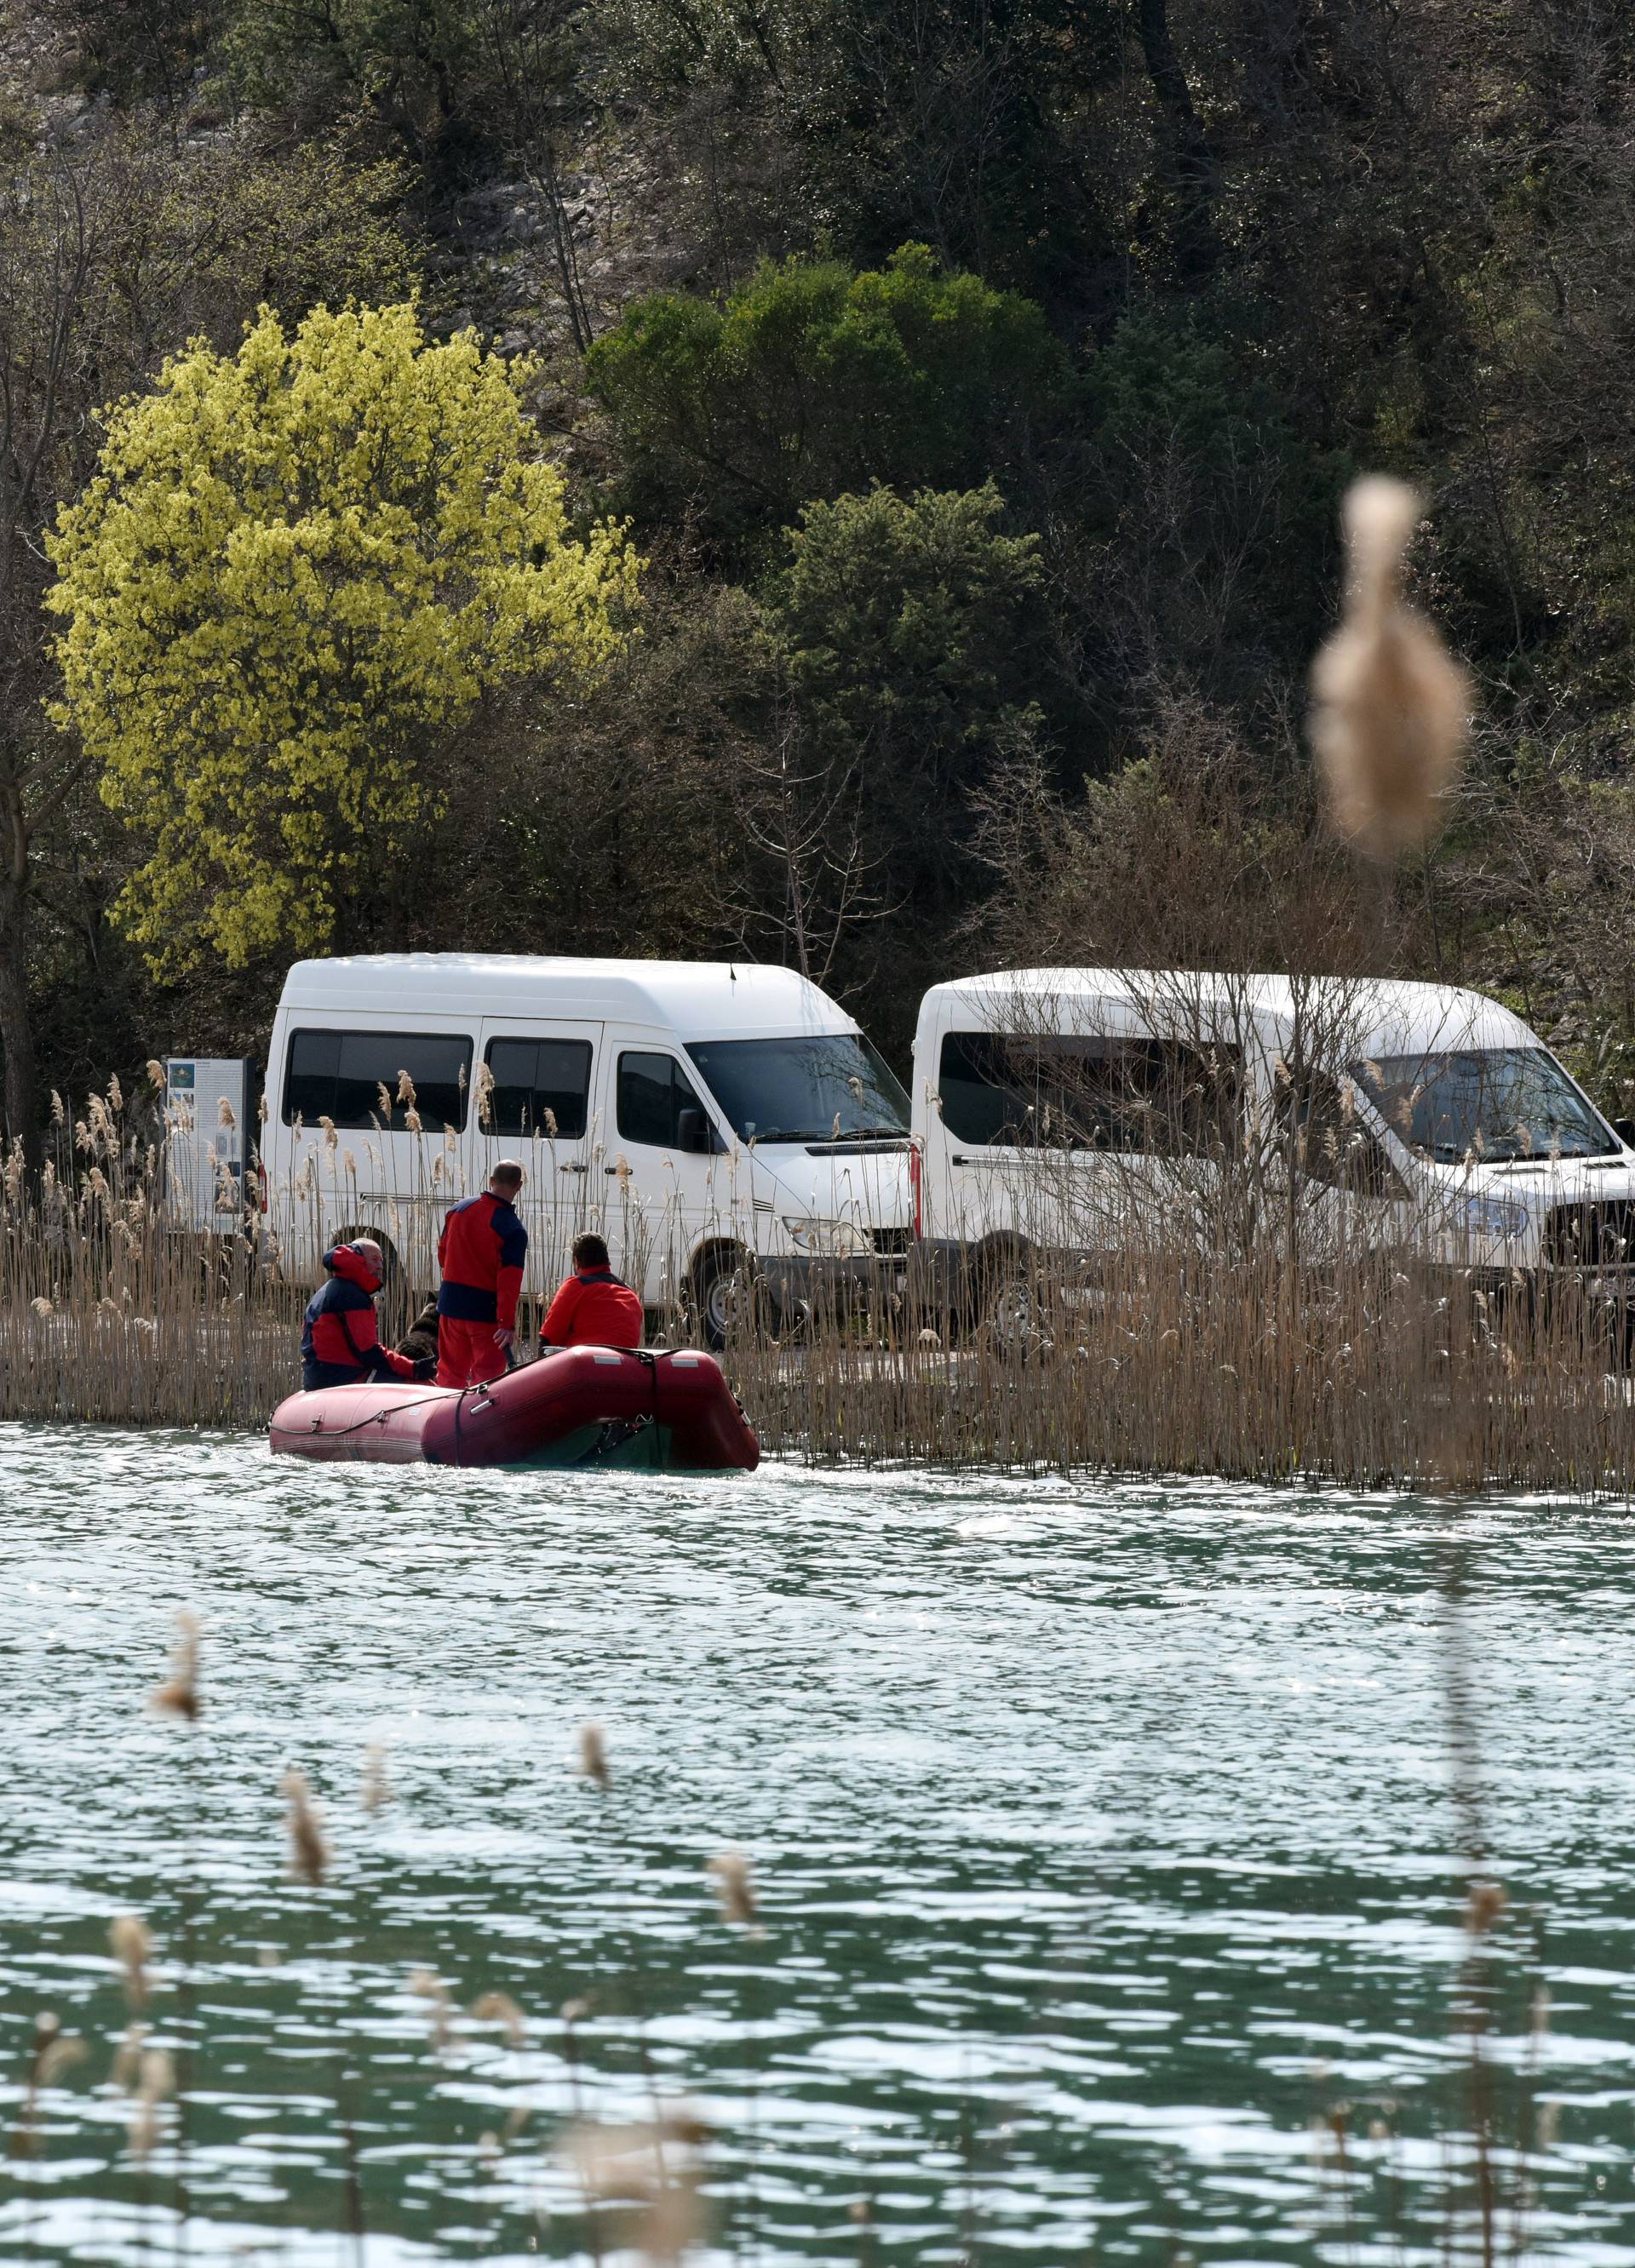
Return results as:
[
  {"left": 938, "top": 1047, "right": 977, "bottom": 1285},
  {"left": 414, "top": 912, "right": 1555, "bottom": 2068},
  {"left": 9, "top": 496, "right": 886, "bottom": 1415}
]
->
[
  {"left": 781, "top": 1214, "right": 870, "bottom": 1257},
  {"left": 1458, "top": 1194, "right": 1530, "bottom": 1240}
]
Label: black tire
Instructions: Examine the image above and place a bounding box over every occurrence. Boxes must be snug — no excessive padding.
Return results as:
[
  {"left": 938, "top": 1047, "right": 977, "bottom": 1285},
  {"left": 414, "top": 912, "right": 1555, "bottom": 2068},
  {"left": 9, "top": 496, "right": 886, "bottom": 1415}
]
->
[
  {"left": 689, "top": 1248, "right": 759, "bottom": 1351},
  {"left": 974, "top": 1244, "right": 1046, "bottom": 1352}
]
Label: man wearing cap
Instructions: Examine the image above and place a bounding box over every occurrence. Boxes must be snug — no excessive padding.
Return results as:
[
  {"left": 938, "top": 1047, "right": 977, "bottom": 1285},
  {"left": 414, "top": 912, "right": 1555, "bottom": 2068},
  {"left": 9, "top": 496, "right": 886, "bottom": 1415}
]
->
[
  {"left": 301, "top": 1239, "right": 423, "bottom": 1391},
  {"left": 436, "top": 1160, "right": 530, "bottom": 1387}
]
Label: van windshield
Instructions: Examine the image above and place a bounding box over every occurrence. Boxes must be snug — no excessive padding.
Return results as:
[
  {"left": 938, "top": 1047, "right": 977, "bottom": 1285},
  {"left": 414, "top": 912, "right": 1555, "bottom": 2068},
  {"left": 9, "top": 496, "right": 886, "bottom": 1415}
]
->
[
  {"left": 686, "top": 1034, "right": 909, "bottom": 1145},
  {"left": 1354, "top": 1047, "right": 1616, "bottom": 1162}
]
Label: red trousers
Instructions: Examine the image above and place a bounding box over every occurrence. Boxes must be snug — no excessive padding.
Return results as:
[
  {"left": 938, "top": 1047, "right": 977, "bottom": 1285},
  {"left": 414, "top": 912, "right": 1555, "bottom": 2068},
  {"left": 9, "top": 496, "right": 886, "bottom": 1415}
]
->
[{"left": 436, "top": 1316, "right": 508, "bottom": 1388}]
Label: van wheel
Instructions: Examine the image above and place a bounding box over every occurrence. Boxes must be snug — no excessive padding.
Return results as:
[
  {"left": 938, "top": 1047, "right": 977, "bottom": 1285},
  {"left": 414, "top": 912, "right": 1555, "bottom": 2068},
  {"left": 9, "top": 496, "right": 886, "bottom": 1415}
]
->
[
  {"left": 977, "top": 1247, "right": 1047, "bottom": 1353},
  {"left": 690, "top": 1249, "right": 761, "bottom": 1351}
]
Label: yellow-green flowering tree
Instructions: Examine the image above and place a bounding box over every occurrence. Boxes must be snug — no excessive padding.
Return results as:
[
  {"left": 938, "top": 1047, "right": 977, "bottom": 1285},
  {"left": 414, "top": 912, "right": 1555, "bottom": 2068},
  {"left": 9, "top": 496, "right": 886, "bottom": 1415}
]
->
[{"left": 46, "top": 301, "right": 641, "bottom": 971}]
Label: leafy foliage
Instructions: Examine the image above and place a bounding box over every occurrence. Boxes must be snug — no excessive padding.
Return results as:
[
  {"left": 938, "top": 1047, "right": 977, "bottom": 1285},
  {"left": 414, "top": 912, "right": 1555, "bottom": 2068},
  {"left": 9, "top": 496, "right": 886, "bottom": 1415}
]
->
[
  {"left": 47, "top": 302, "right": 640, "bottom": 971},
  {"left": 586, "top": 243, "right": 1068, "bottom": 553},
  {"left": 776, "top": 480, "right": 1042, "bottom": 783},
  {"left": 761, "top": 480, "right": 1045, "bottom": 1011}
]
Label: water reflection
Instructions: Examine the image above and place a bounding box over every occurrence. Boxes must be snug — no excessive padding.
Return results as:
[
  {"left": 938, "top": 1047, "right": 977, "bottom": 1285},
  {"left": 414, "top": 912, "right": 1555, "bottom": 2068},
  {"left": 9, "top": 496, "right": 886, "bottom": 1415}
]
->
[{"left": 2, "top": 1426, "right": 1633, "bottom": 2261}]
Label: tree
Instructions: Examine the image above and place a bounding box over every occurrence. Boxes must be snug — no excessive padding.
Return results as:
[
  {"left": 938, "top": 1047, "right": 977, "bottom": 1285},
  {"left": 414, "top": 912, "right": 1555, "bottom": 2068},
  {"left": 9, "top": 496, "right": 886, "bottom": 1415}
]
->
[
  {"left": 47, "top": 301, "right": 641, "bottom": 973},
  {"left": 225, "top": 0, "right": 485, "bottom": 176},
  {"left": 585, "top": 243, "right": 1068, "bottom": 555},
  {"left": 0, "top": 154, "right": 101, "bottom": 1156},
  {"left": 764, "top": 479, "right": 1046, "bottom": 1029}
]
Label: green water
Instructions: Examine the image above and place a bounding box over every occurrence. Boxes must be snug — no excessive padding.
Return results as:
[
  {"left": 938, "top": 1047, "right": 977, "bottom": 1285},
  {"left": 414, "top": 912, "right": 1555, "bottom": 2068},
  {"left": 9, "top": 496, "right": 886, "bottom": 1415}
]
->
[{"left": 3, "top": 1426, "right": 1634, "bottom": 2265}]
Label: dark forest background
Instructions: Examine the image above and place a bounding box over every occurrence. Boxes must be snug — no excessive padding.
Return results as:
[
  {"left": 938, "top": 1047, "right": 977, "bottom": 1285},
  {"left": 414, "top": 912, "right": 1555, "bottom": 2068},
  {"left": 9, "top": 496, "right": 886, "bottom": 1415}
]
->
[{"left": 5, "top": 0, "right": 1635, "bottom": 1117}]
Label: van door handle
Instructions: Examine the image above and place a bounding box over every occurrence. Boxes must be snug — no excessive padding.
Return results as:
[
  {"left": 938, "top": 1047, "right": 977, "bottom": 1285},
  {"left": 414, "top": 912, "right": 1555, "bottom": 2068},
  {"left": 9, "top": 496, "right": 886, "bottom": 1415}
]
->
[{"left": 559, "top": 1161, "right": 588, "bottom": 1175}]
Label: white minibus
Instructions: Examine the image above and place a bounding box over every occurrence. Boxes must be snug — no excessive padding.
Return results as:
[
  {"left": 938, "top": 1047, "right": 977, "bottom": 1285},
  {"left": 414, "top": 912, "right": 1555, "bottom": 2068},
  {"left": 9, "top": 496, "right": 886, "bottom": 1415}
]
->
[
  {"left": 909, "top": 967, "right": 1635, "bottom": 1329},
  {"left": 261, "top": 954, "right": 911, "bottom": 1341}
]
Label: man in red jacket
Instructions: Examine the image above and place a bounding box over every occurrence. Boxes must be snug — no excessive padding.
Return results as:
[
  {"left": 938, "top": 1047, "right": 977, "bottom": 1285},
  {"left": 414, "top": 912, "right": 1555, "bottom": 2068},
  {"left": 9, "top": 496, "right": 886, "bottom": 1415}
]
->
[
  {"left": 437, "top": 1161, "right": 530, "bottom": 1387},
  {"left": 540, "top": 1233, "right": 645, "bottom": 1349},
  {"left": 301, "top": 1240, "right": 423, "bottom": 1390}
]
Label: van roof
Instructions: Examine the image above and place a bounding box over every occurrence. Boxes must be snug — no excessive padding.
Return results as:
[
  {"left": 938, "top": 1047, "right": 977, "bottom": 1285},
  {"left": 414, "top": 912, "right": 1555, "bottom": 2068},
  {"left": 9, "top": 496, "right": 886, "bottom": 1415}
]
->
[
  {"left": 920, "top": 968, "right": 1538, "bottom": 1055},
  {"left": 278, "top": 954, "right": 858, "bottom": 1038}
]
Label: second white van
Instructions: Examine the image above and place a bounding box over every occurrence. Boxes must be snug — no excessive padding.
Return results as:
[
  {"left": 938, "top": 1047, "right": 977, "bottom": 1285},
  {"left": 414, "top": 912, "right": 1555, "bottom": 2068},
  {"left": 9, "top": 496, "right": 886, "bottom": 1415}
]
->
[
  {"left": 909, "top": 966, "right": 1635, "bottom": 1330},
  {"left": 260, "top": 954, "right": 912, "bottom": 1341}
]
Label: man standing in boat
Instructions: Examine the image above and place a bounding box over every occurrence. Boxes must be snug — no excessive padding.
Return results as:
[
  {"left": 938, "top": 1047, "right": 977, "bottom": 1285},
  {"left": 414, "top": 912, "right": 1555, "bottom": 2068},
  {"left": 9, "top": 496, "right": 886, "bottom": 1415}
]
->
[
  {"left": 539, "top": 1232, "right": 644, "bottom": 1349},
  {"left": 436, "top": 1160, "right": 529, "bottom": 1387}
]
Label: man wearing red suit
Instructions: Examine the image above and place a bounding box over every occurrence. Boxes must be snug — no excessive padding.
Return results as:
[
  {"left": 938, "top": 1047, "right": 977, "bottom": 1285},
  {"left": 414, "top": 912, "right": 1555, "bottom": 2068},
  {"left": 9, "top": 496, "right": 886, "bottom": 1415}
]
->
[
  {"left": 540, "top": 1232, "right": 645, "bottom": 1349},
  {"left": 436, "top": 1161, "right": 530, "bottom": 1387}
]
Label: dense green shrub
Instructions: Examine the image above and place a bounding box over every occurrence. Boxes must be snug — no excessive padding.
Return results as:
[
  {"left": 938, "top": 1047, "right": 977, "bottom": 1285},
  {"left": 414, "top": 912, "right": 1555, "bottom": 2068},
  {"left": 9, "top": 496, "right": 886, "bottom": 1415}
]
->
[{"left": 586, "top": 243, "right": 1069, "bottom": 555}]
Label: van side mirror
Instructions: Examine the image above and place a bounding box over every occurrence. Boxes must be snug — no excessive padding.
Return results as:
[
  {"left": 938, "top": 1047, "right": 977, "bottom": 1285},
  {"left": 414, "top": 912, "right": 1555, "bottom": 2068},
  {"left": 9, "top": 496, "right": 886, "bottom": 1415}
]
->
[
  {"left": 676, "top": 1107, "right": 714, "bottom": 1154},
  {"left": 1615, "top": 1117, "right": 1635, "bottom": 1150}
]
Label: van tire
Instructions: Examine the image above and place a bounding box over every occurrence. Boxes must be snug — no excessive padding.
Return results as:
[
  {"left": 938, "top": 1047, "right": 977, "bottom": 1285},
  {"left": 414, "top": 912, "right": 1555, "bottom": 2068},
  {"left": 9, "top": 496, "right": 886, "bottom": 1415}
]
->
[
  {"left": 974, "top": 1241, "right": 1045, "bottom": 1351},
  {"left": 689, "top": 1247, "right": 760, "bottom": 1351}
]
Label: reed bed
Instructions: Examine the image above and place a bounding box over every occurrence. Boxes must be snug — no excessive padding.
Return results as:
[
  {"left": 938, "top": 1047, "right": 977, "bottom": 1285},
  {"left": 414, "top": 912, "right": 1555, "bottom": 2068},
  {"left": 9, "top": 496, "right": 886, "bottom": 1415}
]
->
[
  {"left": 6, "top": 1080, "right": 1635, "bottom": 1498},
  {"left": 731, "top": 1246, "right": 1635, "bottom": 1496},
  {"left": 0, "top": 1082, "right": 295, "bottom": 1429}
]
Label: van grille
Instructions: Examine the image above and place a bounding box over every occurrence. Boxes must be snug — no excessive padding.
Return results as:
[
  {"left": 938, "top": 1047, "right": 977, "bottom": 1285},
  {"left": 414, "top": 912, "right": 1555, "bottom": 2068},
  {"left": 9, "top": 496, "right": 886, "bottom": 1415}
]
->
[
  {"left": 868, "top": 1228, "right": 912, "bottom": 1258},
  {"left": 1544, "top": 1200, "right": 1635, "bottom": 1271}
]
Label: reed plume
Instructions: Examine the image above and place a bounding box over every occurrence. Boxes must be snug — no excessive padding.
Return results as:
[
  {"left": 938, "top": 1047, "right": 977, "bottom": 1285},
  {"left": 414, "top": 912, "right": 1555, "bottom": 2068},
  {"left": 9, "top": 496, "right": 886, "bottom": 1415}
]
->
[
  {"left": 149, "top": 1610, "right": 200, "bottom": 1721},
  {"left": 10, "top": 2012, "right": 86, "bottom": 2160},
  {"left": 578, "top": 1721, "right": 610, "bottom": 1790},
  {"left": 360, "top": 1740, "right": 392, "bottom": 1815},
  {"left": 470, "top": 1990, "right": 528, "bottom": 2048},
  {"left": 1466, "top": 1881, "right": 1507, "bottom": 1934},
  {"left": 1310, "top": 476, "right": 1472, "bottom": 856},
  {"left": 110, "top": 1913, "right": 152, "bottom": 2008},
  {"left": 410, "top": 1967, "right": 455, "bottom": 2053},
  {"left": 560, "top": 2116, "right": 710, "bottom": 2263},
  {"left": 282, "top": 1769, "right": 330, "bottom": 1885},
  {"left": 128, "top": 2044, "right": 175, "bottom": 2164},
  {"left": 110, "top": 2020, "right": 147, "bottom": 2093},
  {"left": 708, "top": 1850, "right": 762, "bottom": 1936}
]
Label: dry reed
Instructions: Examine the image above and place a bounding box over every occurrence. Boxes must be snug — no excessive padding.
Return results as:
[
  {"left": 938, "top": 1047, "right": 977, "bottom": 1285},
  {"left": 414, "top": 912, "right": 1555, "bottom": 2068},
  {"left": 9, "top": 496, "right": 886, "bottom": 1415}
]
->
[
  {"left": 470, "top": 1991, "right": 528, "bottom": 2048},
  {"left": 282, "top": 1769, "right": 330, "bottom": 1885},
  {"left": 410, "top": 1967, "right": 456, "bottom": 2054},
  {"left": 578, "top": 1721, "right": 610, "bottom": 1789},
  {"left": 6, "top": 1071, "right": 1635, "bottom": 1498},
  {"left": 1310, "top": 475, "right": 1472, "bottom": 855},
  {"left": 148, "top": 1611, "right": 200, "bottom": 1721},
  {"left": 707, "top": 1851, "right": 761, "bottom": 1936},
  {"left": 128, "top": 2044, "right": 175, "bottom": 2165},
  {"left": 360, "top": 1741, "right": 392, "bottom": 1815},
  {"left": 109, "top": 1914, "right": 151, "bottom": 2008}
]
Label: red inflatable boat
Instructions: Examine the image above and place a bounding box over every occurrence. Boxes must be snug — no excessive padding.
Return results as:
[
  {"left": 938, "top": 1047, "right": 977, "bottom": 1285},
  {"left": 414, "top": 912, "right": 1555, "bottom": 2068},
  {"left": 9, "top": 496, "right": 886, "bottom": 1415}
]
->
[{"left": 268, "top": 1346, "right": 759, "bottom": 1472}]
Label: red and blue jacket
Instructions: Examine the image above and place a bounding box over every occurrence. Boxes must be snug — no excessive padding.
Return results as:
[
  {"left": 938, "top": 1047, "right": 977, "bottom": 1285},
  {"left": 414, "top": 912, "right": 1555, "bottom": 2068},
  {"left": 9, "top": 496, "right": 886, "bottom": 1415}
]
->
[
  {"left": 301, "top": 1246, "right": 417, "bottom": 1391},
  {"left": 541, "top": 1266, "right": 644, "bottom": 1349},
  {"left": 438, "top": 1191, "right": 528, "bottom": 1329}
]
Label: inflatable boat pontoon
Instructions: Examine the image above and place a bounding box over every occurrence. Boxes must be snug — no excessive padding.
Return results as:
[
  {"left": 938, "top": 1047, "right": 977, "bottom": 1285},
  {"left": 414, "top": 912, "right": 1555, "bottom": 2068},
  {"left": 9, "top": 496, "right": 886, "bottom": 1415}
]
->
[{"left": 268, "top": 1345, "right": 760, "bottom": 1471}]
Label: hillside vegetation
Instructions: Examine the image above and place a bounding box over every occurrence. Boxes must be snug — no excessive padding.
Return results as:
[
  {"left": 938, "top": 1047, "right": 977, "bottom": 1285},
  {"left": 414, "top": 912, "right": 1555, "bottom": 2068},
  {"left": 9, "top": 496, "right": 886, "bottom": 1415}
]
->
[{"left": 3, "top": 0, "right": 1633, "bottom": 1126}]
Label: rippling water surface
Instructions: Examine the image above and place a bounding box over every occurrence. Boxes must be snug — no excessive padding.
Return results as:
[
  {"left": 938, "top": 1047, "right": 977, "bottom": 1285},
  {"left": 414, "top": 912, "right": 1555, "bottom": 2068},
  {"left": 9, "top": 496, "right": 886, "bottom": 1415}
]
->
[{"left": 3, "top": 1424, "right": 1635, "bottom": 2265}]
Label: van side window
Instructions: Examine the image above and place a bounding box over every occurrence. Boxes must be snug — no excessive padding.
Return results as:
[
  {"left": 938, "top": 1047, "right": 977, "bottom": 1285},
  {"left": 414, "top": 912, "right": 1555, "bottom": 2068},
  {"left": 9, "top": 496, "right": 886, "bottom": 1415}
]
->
[
  {"left": 938, "top": 1032, "right": 1241, "bottom": 1156},
  {"left": 939, "top": 1032, "right": 1030, "bottom": 1145},
  {"left": 482, "top": 1037, "right": 592, "bottom": 1138},
  {"left": 283, "top": 1029, "right": 471, "bottom": 1131},
  {"left": 618, "top": 1052, "right": 709, "bottom": 1148}
]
